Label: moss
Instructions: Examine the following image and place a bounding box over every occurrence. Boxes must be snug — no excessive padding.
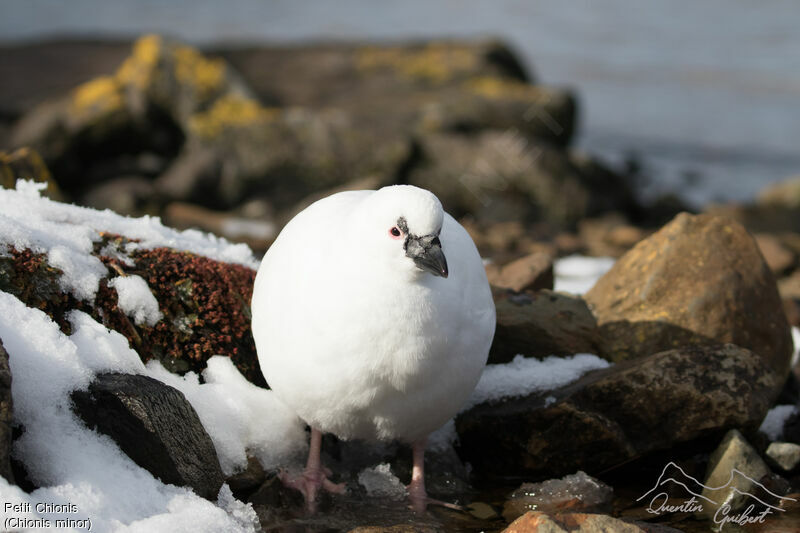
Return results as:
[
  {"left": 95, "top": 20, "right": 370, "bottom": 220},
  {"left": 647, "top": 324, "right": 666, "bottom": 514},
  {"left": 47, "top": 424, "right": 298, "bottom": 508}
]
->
[
  {"left": 356, "top": 43, "right": 478, "bottom": 84},
  {"left": 188, "top": 94, "right": 278, "bottom": 139}
]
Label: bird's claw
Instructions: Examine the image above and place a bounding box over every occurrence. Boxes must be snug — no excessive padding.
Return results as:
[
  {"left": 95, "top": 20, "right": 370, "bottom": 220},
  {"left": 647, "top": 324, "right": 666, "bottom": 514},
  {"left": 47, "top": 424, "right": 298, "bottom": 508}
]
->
[{"left": 279, "top": 467, "right": 346, "bottom": 510}]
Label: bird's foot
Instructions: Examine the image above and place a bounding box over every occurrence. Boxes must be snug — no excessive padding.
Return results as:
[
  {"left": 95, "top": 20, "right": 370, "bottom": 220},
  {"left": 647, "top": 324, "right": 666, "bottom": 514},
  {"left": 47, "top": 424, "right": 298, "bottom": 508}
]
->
[{"left": 279, "top": 467, "right": 346, "bottom": 511}]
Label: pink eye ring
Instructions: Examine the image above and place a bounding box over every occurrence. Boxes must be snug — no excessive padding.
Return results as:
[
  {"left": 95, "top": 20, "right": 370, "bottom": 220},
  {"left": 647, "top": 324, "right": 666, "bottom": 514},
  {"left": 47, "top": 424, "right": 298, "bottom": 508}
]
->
[{"left": 389, "top": 227, "right": 402, "bottom": 239}]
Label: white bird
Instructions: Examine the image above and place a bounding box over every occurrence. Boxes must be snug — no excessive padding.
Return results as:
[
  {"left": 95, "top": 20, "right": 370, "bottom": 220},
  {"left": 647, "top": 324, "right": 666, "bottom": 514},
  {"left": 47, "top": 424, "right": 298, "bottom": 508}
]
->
[{"left": 251, "top": 185, "right": 496, "bottom": 510}]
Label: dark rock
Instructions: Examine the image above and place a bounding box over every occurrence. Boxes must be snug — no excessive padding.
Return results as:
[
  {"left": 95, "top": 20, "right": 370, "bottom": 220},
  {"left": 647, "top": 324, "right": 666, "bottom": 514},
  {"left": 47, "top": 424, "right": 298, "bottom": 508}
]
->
[
  {"left": 503, "top": 471, "right": 613, "bottom": 523},
  {"left": 486, "top": 252, "right": 554, "bottom": 293},
  {"left": 698, "top": 429, "right": 772, "bottom": 519},
  {"left": 408, "top": 132, "right": 636, "bottom": 227},
  {"left": 502, "top": 511, "right": 683, "bottom": 533},
  {"left": 0, "top": 338, "right": 14, "bottom": 484},
  {"left": 457, "top": 344, "right": 779, "bottom": 481},
  {"left": 585, "top": 212, "right": 793, "bottom": 381},
  {"left": 785, "top": 409, "right": 800, "bottom": 444},
  {"left": 226, "top": 456, "right": 268, "bottom": 499},
  {"left": 71, "top": 372, "right": 224, "bottom": 499},
  {"left": 489, "top": 289, "right": 597, "bottom": 364},
  {"left": 766, "top": 442, "right": 800, "bottom": 472},
  {"left": 0, "top": 147, "right": 63, "bottom": 201}
]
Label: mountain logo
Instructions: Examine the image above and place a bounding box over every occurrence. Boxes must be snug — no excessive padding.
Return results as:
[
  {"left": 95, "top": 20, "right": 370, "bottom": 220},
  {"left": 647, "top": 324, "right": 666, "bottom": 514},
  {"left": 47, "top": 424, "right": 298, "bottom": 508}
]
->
[{"left": 636, "top": 462, "right": 796, "bottom": 530}]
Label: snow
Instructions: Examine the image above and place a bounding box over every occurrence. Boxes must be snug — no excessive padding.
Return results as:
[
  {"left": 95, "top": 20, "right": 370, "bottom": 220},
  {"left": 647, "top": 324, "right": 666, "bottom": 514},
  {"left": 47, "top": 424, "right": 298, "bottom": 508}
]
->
[
  {"left": 0, "top": 289, "right": 301, "bottom": 532},
  {"left": 465, "top": 354, "right": 611, "bottom": 410},
  {"left": 108, "top": 275, "right": 163, "bottom": 327},
  {"left": 553, "top": 255, "right": 615, "bottom": 294},
  {"left": 792, "top": 326, "right": 800, "bottom": 368},
  {"left": 0, "top": 181, "right": 258, "bottom": 300},
  {"left": 759, "top": 404, "right": 797, "bottom": 442},
  {"left": 357, "top": 463, "right": 406, "bottom": 499}
]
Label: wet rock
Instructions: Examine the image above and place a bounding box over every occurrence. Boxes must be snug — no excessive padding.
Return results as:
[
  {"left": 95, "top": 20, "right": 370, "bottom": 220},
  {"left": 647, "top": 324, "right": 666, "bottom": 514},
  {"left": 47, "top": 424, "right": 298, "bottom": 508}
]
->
[
  {"left": 486, "top": 252, "right": 554, "bottom": 293},
  {"left": 698, "top": 429, "right": 773, "bottom": 520},
  {"left": 457, "top": 344, "right": 779, "bottom": 480},
  {"left": 489, "top": 289, "right": 597, "bottom": 364},
  {"left": 226, "top": 456, "right": 268, "bottom": 499},
  {"left": 71, "top": 372, "right": 224, "bottom": 500},
  {"left": 0, "top": 338, "right": 14, "bottom": 484},
  {"left": 502, "top": 511, "right": 682, "bottom": 533},
  {"left": 766, "top": 442, "right": 800, "bottom": 472},
  {"left": 0, "top": 147, "right": 63, "bottom": 201},
  {"left": 585, "top": 212, "right": 793, "bottom": 380},
  {"left": 408, "top": 132, "right": 635, "bottom": 226},
  {"left": 503, "top": 471, "right": 612, "bottom": 522},
  {"left": 755, "top": 233, "right": 795, "bottom": 275}
]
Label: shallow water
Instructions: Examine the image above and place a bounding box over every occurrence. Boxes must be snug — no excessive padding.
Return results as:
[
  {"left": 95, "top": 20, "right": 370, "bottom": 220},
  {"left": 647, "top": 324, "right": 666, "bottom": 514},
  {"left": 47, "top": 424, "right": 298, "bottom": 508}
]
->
[{"left": 2, "top": 0, "right": 800, "bottom": 207}]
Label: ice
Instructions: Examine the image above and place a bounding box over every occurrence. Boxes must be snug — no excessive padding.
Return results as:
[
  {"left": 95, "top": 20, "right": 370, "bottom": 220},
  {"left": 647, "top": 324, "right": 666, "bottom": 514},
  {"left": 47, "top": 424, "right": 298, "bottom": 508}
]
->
[
  {"left": 108, "top": 275, "right": 163, "bottom": 327},
  {"left": 553, "top": 255, "right": 615, "bottom": 294},
  {"left": 504, "top": 471, "right": 613, "bottom": 520},
  {"left": 0, "top": 181, "right": 258, "bottom": 301},
  {"left": 465, "top": 354, "right": 611, "bottom": 410},
  {"left": 357, "top": 463, "right": 407, "bottom": 499},
  {"left": 759, "top": 404, "right": 797, "bottom": 441}
]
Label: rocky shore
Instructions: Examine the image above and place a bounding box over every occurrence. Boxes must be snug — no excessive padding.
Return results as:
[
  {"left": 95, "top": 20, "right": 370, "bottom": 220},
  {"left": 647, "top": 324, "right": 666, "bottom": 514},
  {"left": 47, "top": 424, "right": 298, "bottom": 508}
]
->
[{"left": 1, "top": 36, "right": 799, "bottom": 532}]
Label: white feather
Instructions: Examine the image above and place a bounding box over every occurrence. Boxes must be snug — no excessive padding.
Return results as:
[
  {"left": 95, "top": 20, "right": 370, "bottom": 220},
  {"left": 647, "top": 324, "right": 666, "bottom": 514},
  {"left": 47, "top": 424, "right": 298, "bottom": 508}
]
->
[{"left": 251, "top": 185, "right": 495, "bottom": 442}]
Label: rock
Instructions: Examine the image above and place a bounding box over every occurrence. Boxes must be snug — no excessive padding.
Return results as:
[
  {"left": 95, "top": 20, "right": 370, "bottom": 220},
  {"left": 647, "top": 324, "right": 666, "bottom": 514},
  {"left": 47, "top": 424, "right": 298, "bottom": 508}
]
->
[
  {"left": 81, "top": 175, "right": 155, "bottom": 215},
  {"left": 71, "top": 372, "right": 224, "bottom": 500},
  {"left": 502, "top": 511, "right": 682, "bottom": 533},
  {"left": 457, "top": 344, "right": 779, "bottom": 480},
  {"left": 758, "top": 176, "right": 800, "bottom": 209},
  {"left": 1, "top": 237, "right": 263, "bottom": 386},
  {"left": 578, "top": 214, "right": 647, "bottom": 258},
  {"left": 698, "top": 429, "right": 773, "bottom": 520},
  {"left": 503, "top": 471, "right": 613, "bottom": 522},
  {"left": 226, "top": 456, "right": 268, "bottom": 499},
  {"left": 785, "top": 409, "right": 800, "bottom": 444},
  {"left": 0, "top": 338, "right": 14, "bottom": 484},
  {"left": 585, "top": 212, "right": 793, "bottom": 380},
  {"left": 163, "top": 201, "right": 277, "bottom": 254},
  {"left": 0, "top": 147, "right": 63, "bottom": 201},
  {"left": 408, "top": 131, "right": 636, "bottom": 227},
  {"left": 755, "top": 233, "right": 795, "bottom": 275},
  {"left": 486, "top": 252, "right": 554, "bottom": 293},
  {"left": 489, "top": 289, "right": 597, "bottom": 364},
  {"left": 766, "top": 442, "right": 800, "bottom": 472}
]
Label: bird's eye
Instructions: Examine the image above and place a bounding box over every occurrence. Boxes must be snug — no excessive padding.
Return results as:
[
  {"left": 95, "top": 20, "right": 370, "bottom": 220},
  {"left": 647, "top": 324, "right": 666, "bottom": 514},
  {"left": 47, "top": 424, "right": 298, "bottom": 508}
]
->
[{"left": 389, "top": 227, "right": 402, "bottom": 239}]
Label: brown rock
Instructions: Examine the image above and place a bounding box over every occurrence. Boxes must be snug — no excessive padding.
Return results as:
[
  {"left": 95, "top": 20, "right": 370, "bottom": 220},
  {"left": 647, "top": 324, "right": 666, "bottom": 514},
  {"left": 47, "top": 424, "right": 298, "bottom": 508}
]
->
[
  {"left": 502, "top": 511, "right": 682, "bottom": 533},
  {"left": 585, "top": 212, "right": 793, "bottom": 380},
  {"left": 489, "top": 289, "right": 597, "bottom": 364},
  {"left": 0, "top": 338, "right": 13, "bottom": 484},
  {"left": 0, "top": 147, "right": 63, "bottom": 201},
  {"left": 487, "top": 252, "right": 554, "bottom": 293},
  {"left": 755, "top": 233, "right": 795, "bottom": 275},
  {"left": 457, "top": 345, "right": 780, "bottom": 481},
  {"left": 579, "top": 214, "right": 647, "bottom": 258},
  {"left": 758, "top": 176, "right": 800, "bottom": 209}
]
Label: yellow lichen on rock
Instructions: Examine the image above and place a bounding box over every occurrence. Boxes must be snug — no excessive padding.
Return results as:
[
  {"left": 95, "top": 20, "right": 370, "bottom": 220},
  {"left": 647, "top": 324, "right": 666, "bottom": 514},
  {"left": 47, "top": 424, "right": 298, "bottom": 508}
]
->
[
  {"left": 116, "top": 34, "right": 162, "bottom": 90},
  {"left": 188, "top": 94, "right": 278, "bottom": 139},
  {"left": 356, "top": 43, "right": 478, "bottom": 83},
  {"left": 173, "top": 45, "right": 225, "bottom": 99},
  {"left": 0, "top": 148, "right": 63, "bottom": 199},
  {"left": 466, "top": 76, "right": 546, "bottom": 101},
  {"left": 70, "top": 76, "right": 124, "bottom": 117}
]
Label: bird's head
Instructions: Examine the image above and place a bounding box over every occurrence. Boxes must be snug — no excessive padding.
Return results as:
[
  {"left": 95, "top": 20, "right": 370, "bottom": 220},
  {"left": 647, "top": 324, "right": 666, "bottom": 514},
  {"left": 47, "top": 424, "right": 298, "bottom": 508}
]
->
[{"left": 354, "top": 185, "right": 448, "bottom": 279}]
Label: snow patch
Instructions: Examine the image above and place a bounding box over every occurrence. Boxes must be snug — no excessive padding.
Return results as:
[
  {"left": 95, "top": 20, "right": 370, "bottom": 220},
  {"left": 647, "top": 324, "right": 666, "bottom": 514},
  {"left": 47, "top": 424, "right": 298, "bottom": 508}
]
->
[
  {"left": 553, "top": 255, "right": 615, "bottom": 294},
  {"left": 357, "top": 463, "right": 406, "bottom": 499},
  {"left": 108, "top": 275, "right": 163, "bottom": 327}
]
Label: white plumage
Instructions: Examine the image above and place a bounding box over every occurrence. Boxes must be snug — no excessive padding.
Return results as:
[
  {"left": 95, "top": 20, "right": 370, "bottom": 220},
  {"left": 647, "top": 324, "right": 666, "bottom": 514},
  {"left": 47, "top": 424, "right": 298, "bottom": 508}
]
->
[{"left": 251, "top": 184, "right": 495, "bottom": 508}]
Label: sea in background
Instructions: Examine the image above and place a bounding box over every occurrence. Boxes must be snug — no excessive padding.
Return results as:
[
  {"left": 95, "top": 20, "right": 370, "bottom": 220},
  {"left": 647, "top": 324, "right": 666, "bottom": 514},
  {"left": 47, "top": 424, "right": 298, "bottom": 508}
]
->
[{"left": 2, "top": 0, "right": 799, "bottom": 208}]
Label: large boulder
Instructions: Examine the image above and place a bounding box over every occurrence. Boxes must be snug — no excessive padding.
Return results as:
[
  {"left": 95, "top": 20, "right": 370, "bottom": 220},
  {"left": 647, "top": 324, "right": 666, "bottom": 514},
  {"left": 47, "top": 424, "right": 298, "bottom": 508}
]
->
[
  {"left": 71, "top": 373, "right": 225, "bottom": 499},
  {"left": 0, "top": 338, "right": 13, "bottom": 484},
  {"left": 585, "top": 212, "right": 793, "bottom": 380},
  {"left": 457, "top": 344, "right": 780, "bottom": 480}
]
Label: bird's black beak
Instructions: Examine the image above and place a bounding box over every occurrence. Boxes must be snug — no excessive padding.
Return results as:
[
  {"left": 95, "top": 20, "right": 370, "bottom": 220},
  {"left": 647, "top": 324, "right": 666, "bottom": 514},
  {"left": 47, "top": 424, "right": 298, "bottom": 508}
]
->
[{"left": 406, "top": 235, "right": 448, "bottom": 278}]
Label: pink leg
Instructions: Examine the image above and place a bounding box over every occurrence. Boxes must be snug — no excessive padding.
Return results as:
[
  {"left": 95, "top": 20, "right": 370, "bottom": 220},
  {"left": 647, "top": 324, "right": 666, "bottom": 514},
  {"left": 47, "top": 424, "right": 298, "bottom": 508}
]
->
[
  {"left": 407, "top": 437, "right": 466, "bottom": 513},
  {"left": 279, "top": 427, "right": 345, "bottom": 511}
]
